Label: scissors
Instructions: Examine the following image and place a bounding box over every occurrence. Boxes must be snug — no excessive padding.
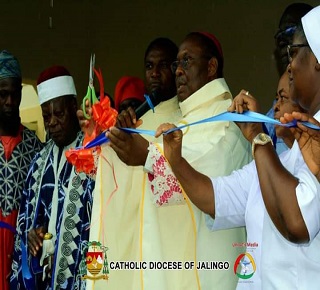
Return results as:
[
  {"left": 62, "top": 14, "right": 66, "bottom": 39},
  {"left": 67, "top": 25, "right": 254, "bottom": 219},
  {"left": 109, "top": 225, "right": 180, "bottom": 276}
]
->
[{"left": 82, "top": 53, "right": 99, "bottom": 119}]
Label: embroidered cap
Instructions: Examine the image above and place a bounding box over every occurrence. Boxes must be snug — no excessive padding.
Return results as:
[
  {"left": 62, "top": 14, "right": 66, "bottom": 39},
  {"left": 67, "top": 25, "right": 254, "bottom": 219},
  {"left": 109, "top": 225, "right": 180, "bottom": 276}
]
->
[
  {"left": 37, "top": 65, "right": 77, "bottom": 105},
  {"left": 0, "top": 50, "right": 21, "bottom": 80}
]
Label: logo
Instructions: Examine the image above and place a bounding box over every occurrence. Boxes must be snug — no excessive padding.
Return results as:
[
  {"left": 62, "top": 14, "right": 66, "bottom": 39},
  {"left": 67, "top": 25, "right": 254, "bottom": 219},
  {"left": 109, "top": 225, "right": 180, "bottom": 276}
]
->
[
  {"left": 233, "top": 252, "right": 256, "bottom": 279},
  {"left": 80, "top": 241, "right": 109, "bottom": 280}
]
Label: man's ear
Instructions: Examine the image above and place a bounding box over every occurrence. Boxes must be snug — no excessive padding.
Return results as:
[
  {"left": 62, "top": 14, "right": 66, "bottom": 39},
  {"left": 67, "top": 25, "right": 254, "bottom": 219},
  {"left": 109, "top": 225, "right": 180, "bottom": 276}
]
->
[
  {"left": 208, "top": 57, "right": 218, "bottom": 78},
  {"left": 315, "top": 61, "right": 320, "bottom": 71}
]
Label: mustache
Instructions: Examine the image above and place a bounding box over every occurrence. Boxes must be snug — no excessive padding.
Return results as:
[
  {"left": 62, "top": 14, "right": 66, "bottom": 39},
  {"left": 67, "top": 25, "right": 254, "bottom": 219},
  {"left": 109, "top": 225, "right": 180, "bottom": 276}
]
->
[{"left": 176, "top": 77, "right": 186, "bottom": 87}]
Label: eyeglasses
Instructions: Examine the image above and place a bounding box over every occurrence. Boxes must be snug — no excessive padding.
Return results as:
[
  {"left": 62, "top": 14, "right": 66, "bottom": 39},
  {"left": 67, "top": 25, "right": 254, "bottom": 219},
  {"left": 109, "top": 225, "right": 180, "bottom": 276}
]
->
[
  {"left": 171, "top": 56, "right": 209, "bottom": 74},
  {"left": 274, "top": 26, "right": 297, "bottom": 41},
  {"left": 287, "top": 44, "right": 309, "bottom": 62},
  {"left": 171, "top": 57, "right": 193, "bottom": 74}
]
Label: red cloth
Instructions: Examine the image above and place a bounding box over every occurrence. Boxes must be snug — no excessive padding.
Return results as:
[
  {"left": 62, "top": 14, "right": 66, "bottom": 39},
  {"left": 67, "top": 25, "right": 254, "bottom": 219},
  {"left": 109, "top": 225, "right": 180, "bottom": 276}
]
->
[
  {"left": 0, "top": 125, "right": 23, "bottom": 160},
  {"left": 196, "top": 31, "right": 224, "bottom": 60},
  {"left": 114, "top": 76, "right": 145, "bottom": 111},
  {"left": 0, "top": 125, "right": 24, "bottom": 289},
  {"left": 0, "top": 209, "right": 18, "bottom": 290},
  {"left": 37, "top": 65, "right": 71, "bottom": 85}
]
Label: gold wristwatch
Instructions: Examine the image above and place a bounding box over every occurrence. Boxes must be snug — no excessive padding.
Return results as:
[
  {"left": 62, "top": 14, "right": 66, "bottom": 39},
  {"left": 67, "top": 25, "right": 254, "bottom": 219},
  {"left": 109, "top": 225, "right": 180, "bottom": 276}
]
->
[{"left": 251, "top": 133, "right": 273, "bottom": 158}]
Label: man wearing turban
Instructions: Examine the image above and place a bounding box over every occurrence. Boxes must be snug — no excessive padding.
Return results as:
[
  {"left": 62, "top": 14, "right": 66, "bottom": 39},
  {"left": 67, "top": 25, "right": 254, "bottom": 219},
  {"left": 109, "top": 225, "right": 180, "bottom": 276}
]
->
[{"left": 0, "top": 50, "right": 43, "bottom": 290}]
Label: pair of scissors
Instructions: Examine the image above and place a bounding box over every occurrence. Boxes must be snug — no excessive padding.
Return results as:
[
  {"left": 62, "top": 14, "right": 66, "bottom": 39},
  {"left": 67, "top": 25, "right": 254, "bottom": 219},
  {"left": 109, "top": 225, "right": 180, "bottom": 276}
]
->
[{"left": 82, "top": 53, "right": 99, "bottom": 119}]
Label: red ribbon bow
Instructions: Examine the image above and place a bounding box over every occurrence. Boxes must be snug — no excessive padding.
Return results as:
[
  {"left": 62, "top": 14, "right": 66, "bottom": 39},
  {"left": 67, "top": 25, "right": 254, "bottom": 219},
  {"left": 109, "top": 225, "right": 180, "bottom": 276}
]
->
[{"left": 66, "top": 67, "right": 117, "bottom": 175}]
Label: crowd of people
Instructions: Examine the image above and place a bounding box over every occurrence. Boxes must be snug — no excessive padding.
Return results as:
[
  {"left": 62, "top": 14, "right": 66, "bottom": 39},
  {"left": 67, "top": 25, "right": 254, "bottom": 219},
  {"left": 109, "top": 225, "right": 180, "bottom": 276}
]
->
[{"left": 1, "top": 2, "right": 319, "bottom": 290}]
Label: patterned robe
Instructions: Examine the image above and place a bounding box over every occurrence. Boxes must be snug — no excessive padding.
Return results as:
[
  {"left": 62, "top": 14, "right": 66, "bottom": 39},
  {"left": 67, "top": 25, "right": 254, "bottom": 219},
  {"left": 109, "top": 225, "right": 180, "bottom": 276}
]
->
[
  {"left": 10, "top": 132, "right": 95, "bottom": 290},
  {"left": 0, "top": 126, "right": 43, "bottom": 290}
]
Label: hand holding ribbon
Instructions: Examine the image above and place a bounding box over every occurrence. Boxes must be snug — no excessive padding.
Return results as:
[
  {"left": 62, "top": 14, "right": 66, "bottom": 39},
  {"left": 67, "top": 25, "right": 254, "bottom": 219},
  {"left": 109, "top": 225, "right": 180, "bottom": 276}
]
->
[
  {"left": 281, "top": 111, "right": 320, "bottom": 179},
  {"left": 227, "top": 89, "right": 264, "bottom": 142}
]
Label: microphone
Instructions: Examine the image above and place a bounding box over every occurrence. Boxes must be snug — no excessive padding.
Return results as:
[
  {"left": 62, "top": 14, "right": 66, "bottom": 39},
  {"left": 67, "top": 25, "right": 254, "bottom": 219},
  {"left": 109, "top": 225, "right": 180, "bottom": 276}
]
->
[{"left": 135, "top": 90, "right": 161, "bottom": 119}]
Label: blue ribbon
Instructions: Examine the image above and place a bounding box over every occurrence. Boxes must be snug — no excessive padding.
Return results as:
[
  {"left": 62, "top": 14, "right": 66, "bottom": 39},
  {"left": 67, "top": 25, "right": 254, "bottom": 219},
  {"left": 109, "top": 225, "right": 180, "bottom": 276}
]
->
[
  {"left": 83, "top": 131, "right": 109, "bottom": 149},
  {"left": 0, "top": 221, "right": 34, "bottom": 289},
  {"left": 145, "top": 94, "right": 155, "bottom": 113},
  {"left": 81, "top": 128, "right": 155, "bottom": 150},
  {"left": 82, "top": 111, "right": 320, "bottom": 149},
  {"left": 166, "top": 111, "right": 320, "bottom": 134}
]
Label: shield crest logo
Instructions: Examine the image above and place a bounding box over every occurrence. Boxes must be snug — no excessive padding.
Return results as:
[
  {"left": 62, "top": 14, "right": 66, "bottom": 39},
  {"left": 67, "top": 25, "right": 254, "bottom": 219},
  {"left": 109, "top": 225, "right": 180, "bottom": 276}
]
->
[{"left": 80, "top": 241, "right": 109, "bottom": 280}]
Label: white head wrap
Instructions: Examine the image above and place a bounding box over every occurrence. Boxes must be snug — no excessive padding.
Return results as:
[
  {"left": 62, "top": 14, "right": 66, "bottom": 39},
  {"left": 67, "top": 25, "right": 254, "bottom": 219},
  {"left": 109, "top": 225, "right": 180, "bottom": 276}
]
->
[
  {"left": 37, "top": 76, "right": 76, "bottom": 105},
  {"left": 302, "top": 6, "right": 320, "bottom": 62}
]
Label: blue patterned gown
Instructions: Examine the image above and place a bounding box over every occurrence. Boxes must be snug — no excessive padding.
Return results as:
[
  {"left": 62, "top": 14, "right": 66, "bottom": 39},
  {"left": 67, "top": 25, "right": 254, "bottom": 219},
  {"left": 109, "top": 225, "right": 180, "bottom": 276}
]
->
[
  {"left": 0, "top": 126, "right": 43, "bottom": 290},
  {"left": 10, "top": 132, "right": 95, "bottom": 290}
]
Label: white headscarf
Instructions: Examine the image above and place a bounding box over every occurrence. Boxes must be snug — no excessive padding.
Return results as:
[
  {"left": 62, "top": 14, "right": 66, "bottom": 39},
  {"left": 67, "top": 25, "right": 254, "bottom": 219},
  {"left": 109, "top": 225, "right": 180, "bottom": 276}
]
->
[{"left": 302, "top": 5, "right": 320, "bottom": 62}]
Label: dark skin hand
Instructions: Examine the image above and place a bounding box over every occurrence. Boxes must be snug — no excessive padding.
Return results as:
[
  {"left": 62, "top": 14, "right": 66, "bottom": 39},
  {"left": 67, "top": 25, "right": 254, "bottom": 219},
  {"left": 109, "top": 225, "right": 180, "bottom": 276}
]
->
[
  {"left": 116, "top": 106, "right": 142, "bottom": 128},
  {"left": 28, "top": 226, "right": 46, "bottom": 256},
  {"left": 281, "top": 111, "right": 320, "bottom": 181},
  {"left": 106, "top": 127, "right": 149, "bottom": 166},
  {"left": 227, "top": 89, "right": 264, "bottom": 142},
  {"left": 28, "top": 227, "right": 54, "bottom": 277},
  {"left": 105, "top": 107, "right": 146, "bottom": 166}
]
